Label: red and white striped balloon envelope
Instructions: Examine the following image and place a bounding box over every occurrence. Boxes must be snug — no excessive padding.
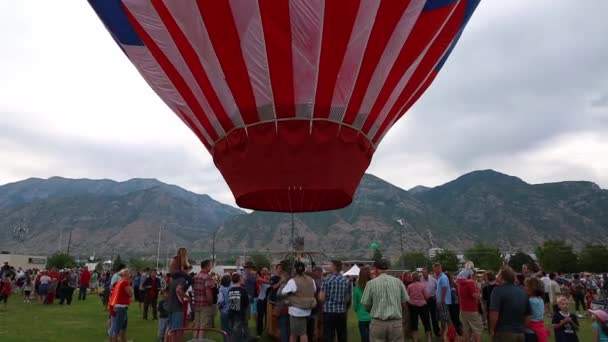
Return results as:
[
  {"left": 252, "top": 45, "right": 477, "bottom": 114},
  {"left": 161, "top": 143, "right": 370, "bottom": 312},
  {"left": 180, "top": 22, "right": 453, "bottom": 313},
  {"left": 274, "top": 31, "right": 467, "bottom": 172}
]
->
[{"left": 89, "top": 0, "right": 479, "bottom": 212}]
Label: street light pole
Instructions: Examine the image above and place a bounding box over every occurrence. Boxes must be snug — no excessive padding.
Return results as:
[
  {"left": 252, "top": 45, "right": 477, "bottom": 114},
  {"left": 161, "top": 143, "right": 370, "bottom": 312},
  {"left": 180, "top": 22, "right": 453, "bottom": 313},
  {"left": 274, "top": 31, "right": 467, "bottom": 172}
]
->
[
  {"left": 212, "top": 226, "right": 220, "bottom": 267},
  {"left": 66, "top": 230, "right": 73, "bottom": 256},
  {"left": 396, "top": 219, "right": 405, "bottom": 268},
  {"left": 156, "top": 225, "right": 162, "bottom": 271}
]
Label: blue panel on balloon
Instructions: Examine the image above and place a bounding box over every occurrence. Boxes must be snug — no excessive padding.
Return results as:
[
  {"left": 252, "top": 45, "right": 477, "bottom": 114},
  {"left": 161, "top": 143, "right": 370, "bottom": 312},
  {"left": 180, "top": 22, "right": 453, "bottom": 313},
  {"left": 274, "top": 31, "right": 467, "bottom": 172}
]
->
[{"left": 88, "top": 0, "right": 143, "bottom": 46}]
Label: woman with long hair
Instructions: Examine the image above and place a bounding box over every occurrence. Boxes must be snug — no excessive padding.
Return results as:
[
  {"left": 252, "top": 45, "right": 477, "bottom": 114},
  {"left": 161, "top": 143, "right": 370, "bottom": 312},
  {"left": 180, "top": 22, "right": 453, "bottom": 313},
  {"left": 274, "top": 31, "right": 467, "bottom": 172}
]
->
[
  {"left": 170, "top": 247, "right": 191, "bottom": 274},
  {"left": 169, "top": 247, "right": 193, "bottom": 288},
  {"left": 353, "top": 266, "right": 372, "bottom": 342}
]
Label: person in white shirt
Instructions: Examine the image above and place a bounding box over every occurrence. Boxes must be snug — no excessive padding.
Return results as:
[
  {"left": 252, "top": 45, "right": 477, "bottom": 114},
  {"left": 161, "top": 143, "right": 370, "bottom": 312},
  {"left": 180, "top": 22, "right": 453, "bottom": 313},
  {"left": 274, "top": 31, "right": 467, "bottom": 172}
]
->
[
  {"left": 541, "top": 273, "right": 552, "bottom": 314},
  {"left": 421, "top": 269, "right": 440, "bottom": 337},
  {"left": 281, "top": 262, "right": 317, "bottom": 342}
]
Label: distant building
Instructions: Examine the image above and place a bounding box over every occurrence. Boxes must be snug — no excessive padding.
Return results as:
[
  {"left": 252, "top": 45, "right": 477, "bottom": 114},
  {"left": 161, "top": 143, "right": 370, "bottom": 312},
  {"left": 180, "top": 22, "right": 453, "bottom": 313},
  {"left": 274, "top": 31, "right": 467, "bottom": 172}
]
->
[
  {"left": 428, "top": 248, "right": 444, "bottom": 259},
  {"left": 0, "top": 253, "right": 47, "bottom": 270}
]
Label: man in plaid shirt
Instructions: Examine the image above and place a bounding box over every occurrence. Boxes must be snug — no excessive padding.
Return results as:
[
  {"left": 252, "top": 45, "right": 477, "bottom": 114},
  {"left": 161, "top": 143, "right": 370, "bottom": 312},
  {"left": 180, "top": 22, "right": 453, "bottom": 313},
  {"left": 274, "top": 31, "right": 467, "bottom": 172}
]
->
[
  {"left": 320, "top": 260, "right": 352, "bottom": 342},
  {"left": 193, "top": 260, "right": 215, "bottom": 338}
]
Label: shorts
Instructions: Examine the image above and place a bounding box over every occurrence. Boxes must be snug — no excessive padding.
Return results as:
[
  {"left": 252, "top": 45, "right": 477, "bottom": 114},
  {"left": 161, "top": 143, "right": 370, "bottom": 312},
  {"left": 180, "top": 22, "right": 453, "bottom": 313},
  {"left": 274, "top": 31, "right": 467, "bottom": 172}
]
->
[
  {"left": 436, "top": 303, "right": 450, "bottom": 322},
  {"left": 250, "top": 296, "right": 258, "bottom": 314},
  {"left": 110, "top": 306, "right": 128, "bottom": 336},
  {"left": 168, "top": 311, "right": 184, "bottom": 330},
  {"left": 194, "top": 306, "right": 216, "bottom": 329},
  {"left": 542, "top": 293, "right": 550, "bottom": 303},
  {"left": 24, "top": 290, "right": 31, "bottom": 297},
  {"left": 460, "top": 311, "right": 483, "bottom": 335},
  {"left": 39, "top": 283, "right": 49, "bottom": 295},
  {"left": 290, "top": 315, "right": 308, "bottom": 336}
]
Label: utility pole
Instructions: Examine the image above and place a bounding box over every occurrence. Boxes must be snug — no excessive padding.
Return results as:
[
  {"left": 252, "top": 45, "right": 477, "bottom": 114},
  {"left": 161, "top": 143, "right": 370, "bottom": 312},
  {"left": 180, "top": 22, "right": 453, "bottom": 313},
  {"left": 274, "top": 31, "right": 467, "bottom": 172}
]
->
[
  {"left": 212, "top": 227, "right": 219, "bottom": 267},
  {"left": 397, "top": 219, "right": 405, "bottom": 269},
  {"left": 66, "top": 230, "right": 73, "bottom": 256},
  {"left": 58, "top": 227, "right": 63, "bottom": 252},
  {"left": 156, "top": 225, "right": 162, "bottom": 271}
]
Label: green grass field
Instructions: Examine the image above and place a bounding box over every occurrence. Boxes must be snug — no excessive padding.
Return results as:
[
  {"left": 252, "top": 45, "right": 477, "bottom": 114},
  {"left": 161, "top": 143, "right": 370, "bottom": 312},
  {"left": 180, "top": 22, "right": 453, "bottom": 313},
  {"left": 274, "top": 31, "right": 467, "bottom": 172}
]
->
[{"left": 0, "top": 293, "right": 596, "bottom": 341}]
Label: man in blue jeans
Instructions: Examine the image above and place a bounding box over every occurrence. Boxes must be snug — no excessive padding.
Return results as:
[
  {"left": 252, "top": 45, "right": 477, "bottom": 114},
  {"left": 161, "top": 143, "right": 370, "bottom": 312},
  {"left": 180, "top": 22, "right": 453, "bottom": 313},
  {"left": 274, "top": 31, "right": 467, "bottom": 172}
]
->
[
  {"left": 167, "top": 275, "right": 188, "bottom": 341},
  {"left": 320, "top": 260, "right": 352, "bottom": 342}
]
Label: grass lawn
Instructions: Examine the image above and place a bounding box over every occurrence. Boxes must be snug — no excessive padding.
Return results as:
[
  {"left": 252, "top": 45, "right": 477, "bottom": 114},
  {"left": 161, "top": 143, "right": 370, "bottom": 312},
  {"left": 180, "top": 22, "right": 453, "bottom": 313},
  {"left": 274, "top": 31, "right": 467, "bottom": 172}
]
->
[{"left": 0, "top": 294, "right": 596, "bottom": 341}]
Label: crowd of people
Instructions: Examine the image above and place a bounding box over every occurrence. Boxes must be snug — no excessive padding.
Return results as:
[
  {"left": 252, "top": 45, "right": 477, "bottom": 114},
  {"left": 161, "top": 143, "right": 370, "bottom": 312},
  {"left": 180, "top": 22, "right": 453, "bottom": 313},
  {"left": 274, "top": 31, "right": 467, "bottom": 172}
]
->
[
  {"left": 3, "top": 254, "right": 608, "bottom": 342},
  {"left": 0, "top": 261, "right": 94, "bottom": 307}
]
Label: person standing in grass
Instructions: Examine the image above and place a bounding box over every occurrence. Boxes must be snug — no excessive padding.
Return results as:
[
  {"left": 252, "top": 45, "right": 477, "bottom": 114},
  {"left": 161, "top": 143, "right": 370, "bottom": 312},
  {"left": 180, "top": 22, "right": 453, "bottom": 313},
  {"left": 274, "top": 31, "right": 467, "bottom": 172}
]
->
[
  {"left": 79, "top": 266, "right": 91, "bottom": 301},
  {"left": 142, "top": 269, "right": 161, "bottom": 320},
  {"left": 0, "top": 275, "right": 11, "bottom": 309},
  {"left": 553, "top": 296, "right": 579, "bottom": 342},
  {"left": 589, "top": 309, "right": 608, "bottom": 342},
  {"left": 361, "top": 258, "right": 409, "bottom": 342},
  {"left": 228, "top": 273, "right": 251, "bottom": 342},
  {"left": 22, "top": 272, "right": 33, "bottom": 303},
  {"left": 319, "top": 260, "right": 352, "bottom": 342},
  {"left": 434, "top": 262, "right": 452, "bottom": 341},
  {"left": 281, "top": 261, "right": 317, "bottom": 342},
  {"left": 524, "top": 277, "right": 550, "bottom": 342},
  {"left": 38, "top": 270, "right": 51, "bottom": 304},
  {"left": 489, "top": 266, "right": 531, "bottom": 342},
  {"left": 549, "top": 273, "right": 562, "bottom": 314},
  {"left": 158, "top": 289, "right": 170, "bottom": 342},
  {"left": 407, "top": 272, "right": 432, "bottom": 342},
  {"left": 193, "top": 260, "right": 215, "bottom": 338},
  {"left": 353, "top": 266, "right": 372, "bottom": 342},
  {"left": 217, "top": 274, "right": 233, "bottom": 335},
  {"left": 108, "top": 269, "right": 134, "bottom": 342},
  {"left": 456, "top": 269, "right": 482, "bottom": 342}
]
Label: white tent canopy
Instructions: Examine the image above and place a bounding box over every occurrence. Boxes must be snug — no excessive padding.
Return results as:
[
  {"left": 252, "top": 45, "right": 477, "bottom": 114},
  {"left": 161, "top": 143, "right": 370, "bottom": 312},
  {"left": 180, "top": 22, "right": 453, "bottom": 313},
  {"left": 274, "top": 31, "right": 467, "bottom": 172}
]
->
[{"left": 343, "top": 264, "right": 360, "bottom": 276}]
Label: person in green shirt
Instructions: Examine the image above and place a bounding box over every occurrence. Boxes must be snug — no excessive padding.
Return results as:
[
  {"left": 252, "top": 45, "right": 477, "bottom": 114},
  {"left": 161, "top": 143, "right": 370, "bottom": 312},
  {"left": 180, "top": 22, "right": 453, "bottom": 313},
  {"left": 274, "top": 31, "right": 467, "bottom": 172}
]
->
[
  {"left": 361, "top": 258, "right": 409, "bottom": 342},
  {"left": 353, "top": 266, "right": 372, "bottom": 342}
]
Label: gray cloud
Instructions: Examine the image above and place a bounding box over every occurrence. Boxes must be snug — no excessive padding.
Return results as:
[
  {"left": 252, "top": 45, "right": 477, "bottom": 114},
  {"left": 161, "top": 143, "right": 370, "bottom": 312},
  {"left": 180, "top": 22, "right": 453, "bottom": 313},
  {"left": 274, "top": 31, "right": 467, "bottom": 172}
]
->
[
  {"left": 378, "top": 0, "right": 608, "bottom": 170},
  {"left": 0, "top": 112, "right": 235, "bottom": 204}
]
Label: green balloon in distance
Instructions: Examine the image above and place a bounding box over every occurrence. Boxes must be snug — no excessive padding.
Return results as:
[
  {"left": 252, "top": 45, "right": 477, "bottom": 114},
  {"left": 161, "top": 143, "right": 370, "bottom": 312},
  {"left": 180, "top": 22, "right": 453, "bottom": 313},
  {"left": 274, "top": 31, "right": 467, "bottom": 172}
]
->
[{"left": 371, "top": 243, "right": 378, "bottom": 250}]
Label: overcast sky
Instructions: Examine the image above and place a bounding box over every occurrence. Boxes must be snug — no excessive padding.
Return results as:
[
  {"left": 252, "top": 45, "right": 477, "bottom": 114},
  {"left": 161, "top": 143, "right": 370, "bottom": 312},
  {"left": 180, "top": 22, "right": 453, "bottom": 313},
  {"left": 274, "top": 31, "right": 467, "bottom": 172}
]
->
[{"left": 1, "top": 1, "right": 607, "bottom": 208}]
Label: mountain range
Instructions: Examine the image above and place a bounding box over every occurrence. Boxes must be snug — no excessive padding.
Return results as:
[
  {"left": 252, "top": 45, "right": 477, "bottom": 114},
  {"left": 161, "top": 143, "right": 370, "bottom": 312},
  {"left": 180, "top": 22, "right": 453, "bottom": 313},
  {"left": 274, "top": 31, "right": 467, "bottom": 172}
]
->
[{"left": 0, "top": 170, "right": 606, "bottom": 259}]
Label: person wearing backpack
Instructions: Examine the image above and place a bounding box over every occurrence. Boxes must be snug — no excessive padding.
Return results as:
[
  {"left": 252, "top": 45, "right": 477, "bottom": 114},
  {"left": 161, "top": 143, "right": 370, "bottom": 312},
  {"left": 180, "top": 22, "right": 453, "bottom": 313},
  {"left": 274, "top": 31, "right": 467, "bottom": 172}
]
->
[{"left": 281, "top": 261, "right": 317, "bottom": 342}]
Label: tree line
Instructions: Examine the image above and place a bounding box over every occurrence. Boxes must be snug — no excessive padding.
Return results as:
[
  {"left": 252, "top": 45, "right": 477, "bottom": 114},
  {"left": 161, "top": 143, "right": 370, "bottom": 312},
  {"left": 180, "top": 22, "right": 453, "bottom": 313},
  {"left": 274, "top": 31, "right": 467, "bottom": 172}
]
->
[{"left": 395, "top": 240, "right": 608, "bottom": 273}]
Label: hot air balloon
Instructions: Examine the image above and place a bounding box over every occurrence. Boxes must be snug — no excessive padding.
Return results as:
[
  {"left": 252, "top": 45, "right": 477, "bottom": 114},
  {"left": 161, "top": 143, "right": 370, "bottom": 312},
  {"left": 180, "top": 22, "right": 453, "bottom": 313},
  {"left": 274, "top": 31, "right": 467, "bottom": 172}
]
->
[{"left": 89, "top": 0, "right": 479, "bottom": 212}]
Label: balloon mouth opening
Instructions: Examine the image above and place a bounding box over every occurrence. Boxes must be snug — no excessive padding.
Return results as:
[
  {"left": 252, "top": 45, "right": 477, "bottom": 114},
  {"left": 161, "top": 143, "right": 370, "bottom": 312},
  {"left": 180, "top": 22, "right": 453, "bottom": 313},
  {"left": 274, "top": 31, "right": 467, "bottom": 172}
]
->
[
  {"left": 213, "top": 120, "right": 374, "bottom": 212},
  {"left": 236, "top": 188, "right": 353, "bottom": 213}
]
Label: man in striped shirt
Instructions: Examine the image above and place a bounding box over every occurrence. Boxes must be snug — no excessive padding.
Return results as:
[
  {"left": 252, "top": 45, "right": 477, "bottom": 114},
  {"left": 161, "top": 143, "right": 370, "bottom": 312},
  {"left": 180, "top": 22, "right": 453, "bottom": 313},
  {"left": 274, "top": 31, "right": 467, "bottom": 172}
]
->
[
  {"left": 361, "top": 258, "right": 409, "bottom": 342},
  {"left": 319, "top": 260, "right": 352, "bottom": 342}
]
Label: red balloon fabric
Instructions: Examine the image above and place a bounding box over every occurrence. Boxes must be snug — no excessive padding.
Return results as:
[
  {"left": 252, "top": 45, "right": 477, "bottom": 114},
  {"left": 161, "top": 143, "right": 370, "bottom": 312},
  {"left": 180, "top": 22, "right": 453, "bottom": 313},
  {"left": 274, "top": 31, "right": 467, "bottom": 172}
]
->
[{"left": 89, "top": 0, "right": 479, "bottom": 212}]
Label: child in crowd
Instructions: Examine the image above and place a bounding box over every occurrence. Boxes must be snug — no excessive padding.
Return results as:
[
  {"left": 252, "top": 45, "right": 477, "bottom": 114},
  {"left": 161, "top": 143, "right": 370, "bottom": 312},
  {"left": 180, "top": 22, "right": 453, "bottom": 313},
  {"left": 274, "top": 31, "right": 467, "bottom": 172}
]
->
[
  {"left": 157, "top": 289, "right": 169, "bottom": 342},
  {"left": 228, "top": 273, "right": 250, "bottom": 342},
  {"left": 589, "top": 309, "right": 608, "bottom": 342},
  {"left": 553, "top": 296, "right": 579, "bottom": 342},
  {"left": 525, "top": 277, "right": 550, "bottom": 342},
  {"left": 169, "top": 247, "right": 193, "bottom": 288},
  {"left": 22, "top": 273, "right": 33, "bottom": 303},
  {"left": 217, "top": 274, "right": 233, "bottom": 336}
]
